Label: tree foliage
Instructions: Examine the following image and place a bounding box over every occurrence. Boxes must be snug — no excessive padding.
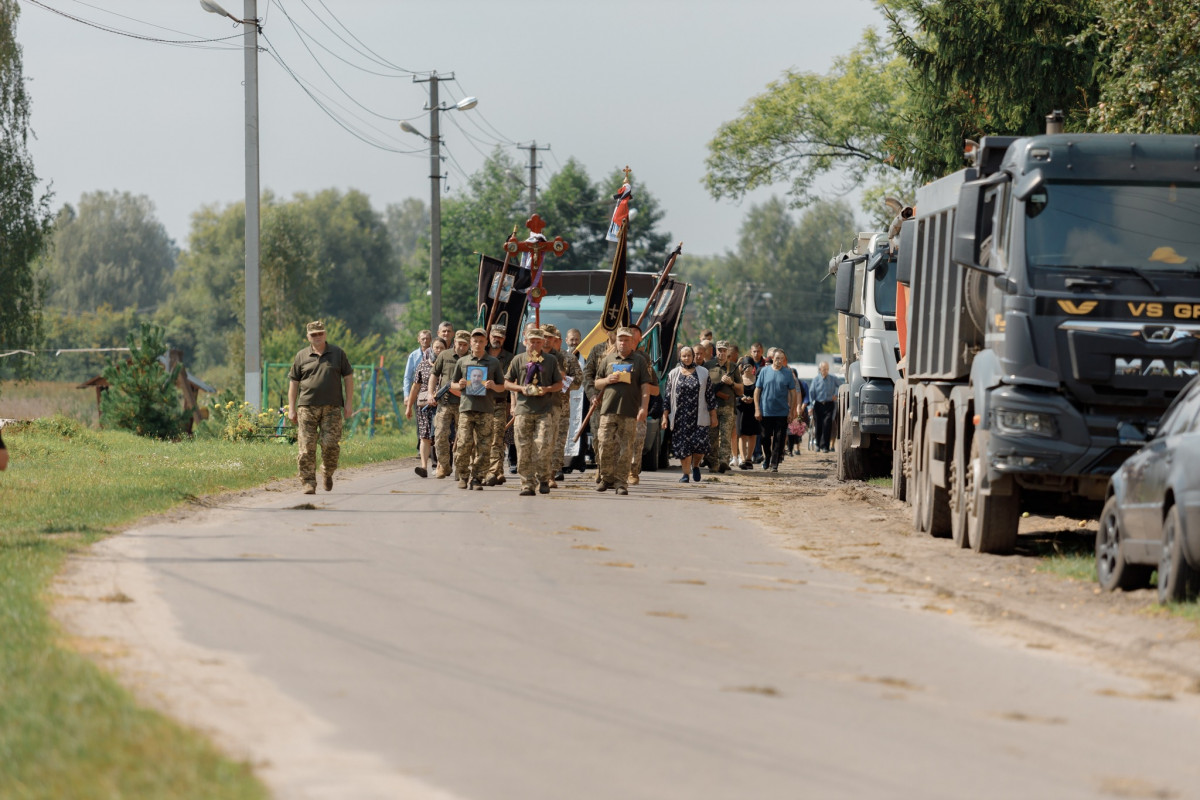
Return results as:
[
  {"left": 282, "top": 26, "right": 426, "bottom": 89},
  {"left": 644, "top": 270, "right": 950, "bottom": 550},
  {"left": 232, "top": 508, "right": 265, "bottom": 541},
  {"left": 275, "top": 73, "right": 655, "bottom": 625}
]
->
[
  {"left": 41, "top": 191, "right": 177, "bottom": 315},
  {"left": 1080, "top": 0, "right": 1200, "bottom": 133},
  {"left": 0, "top": 0, "right": 53, "bottom": 385},
  {"left": 704, "top": 30, "right": 910, "bottom": 208},
  {"left": 686, "top": 198, "right": 853, "bottom": 361},
  {"left": 100, "top": 322, "right": 188, "bottom": 439},
  {"left": 883, "top": 0, "right": 1100, "bottom": 180},
  {"left": 536, "top": 157, "right": 608, "bottom": 271}
]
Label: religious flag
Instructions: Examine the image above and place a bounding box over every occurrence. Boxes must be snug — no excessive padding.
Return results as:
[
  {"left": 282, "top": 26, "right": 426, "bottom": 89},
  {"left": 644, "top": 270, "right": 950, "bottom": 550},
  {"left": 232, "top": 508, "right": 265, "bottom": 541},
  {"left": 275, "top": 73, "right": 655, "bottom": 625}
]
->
[
  {"left": 606, "top": 179, "right": 632, "bottom": 243},
  {"left": 476, "top": 254, "right": 531, "bottom": 354},
  {"left": 602, "top": 220, "right": 629, "bottom": 331}
]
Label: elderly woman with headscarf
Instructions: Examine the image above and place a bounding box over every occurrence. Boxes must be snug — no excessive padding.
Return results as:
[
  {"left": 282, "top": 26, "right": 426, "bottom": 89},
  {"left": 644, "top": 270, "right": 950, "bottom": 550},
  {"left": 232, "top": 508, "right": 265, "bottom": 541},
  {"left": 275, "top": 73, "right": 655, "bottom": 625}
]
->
[
  {"left": 661, "top": 345, "right": 717, "bottom": 484},
  {"left": 405, "top": 338, "right": 446, "bottom": 478}
]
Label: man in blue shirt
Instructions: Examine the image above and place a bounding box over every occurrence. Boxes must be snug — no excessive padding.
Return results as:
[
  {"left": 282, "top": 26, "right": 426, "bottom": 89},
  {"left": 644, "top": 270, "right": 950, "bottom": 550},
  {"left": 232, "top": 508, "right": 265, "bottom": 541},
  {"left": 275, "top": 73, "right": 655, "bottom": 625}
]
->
[
  {"left": 807, "top": 360, "right": 841, "bottom": 452},
  {"left": 402, "top": 329, "right": 433, "bottom": 400},
  {"left": 753, "top": 349, "right": 797, "bottom": 472}
]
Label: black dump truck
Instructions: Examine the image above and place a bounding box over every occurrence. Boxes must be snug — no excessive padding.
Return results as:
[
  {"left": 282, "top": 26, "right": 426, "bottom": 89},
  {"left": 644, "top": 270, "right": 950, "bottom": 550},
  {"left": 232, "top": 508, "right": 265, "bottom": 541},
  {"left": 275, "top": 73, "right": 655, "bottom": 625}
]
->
[{"left": 895, "top": 128, "right": 1200, "bottom": 554}]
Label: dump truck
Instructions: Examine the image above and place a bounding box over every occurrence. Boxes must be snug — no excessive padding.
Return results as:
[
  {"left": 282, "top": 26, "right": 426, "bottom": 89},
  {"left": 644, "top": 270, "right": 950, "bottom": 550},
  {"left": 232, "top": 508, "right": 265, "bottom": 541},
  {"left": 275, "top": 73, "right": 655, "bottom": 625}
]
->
[
  {"left": 831, "top": 225, "right": 904, "bottom": 480},
  {"left": 895, "top": 124, "right": 1200, "bottom": 554}
]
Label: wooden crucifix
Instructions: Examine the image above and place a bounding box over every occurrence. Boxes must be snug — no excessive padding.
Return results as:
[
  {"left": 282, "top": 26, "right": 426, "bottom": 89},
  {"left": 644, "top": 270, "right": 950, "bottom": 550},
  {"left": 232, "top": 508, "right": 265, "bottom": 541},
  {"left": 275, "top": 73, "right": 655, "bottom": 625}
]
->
[{"left": 503, "top": 213, "right": 569, "bottom": 327}]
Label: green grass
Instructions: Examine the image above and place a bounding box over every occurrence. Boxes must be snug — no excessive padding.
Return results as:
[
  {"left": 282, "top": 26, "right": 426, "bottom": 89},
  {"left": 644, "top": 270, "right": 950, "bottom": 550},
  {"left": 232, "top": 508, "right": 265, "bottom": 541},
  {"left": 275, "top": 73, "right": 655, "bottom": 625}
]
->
[
  {"left": 1035, "top": 553, "right": 1096, "bottom": 582},
  {"left": 0, "top": 418, "right": 414, "bottom": 799},
  {"left": 867, "top": 476, "right": 892, "bottom": 488}
]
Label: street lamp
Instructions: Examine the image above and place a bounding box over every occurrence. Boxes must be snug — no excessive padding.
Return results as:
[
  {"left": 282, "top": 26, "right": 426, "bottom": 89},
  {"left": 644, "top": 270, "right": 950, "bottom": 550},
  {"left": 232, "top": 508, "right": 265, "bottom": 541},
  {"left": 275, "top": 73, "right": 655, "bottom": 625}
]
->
[
  {"left": 401, "top": 73, "right": 477, "bottom": 329},
  {"left": 201, "top": 0, "right": 262, "bottom": 410}
]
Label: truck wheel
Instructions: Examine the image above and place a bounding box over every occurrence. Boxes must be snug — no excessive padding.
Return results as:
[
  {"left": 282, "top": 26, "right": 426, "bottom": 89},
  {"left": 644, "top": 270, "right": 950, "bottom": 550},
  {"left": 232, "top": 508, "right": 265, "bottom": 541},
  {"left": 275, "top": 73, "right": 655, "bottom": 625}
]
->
[
  {"left": 836, "top": 411, "right": 864, "bottom": 482},
  {"left": 1095, "top": 495, "right": 1151, "bottom": 591},
  {"left": 949, "top": 458, "right": 969, "bottom": 549},
  {"left": 892, "top": 437, "right": 907, "bottom": 502},
  {"left": 914, "top": 437, "right": 951, "bottom": 538},
  {"left": 967, "top": 434, "right": 1020, "bottom": 554},
  {"left": 1158, "top": 504, "right": 1198, "bottom": 603}
]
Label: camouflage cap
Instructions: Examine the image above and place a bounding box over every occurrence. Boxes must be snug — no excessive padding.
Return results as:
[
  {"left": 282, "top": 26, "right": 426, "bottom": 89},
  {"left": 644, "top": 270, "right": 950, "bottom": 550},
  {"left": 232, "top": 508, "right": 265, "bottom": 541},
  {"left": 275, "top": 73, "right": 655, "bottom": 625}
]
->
[
  {"left": 615, "top": 326, "right": 635, "bottom": 338},
  {"left": 716, "top": 340, "right": 730, "bottom": 350},
  {"left": 489, "top": 324, "right": 506, "bottom": 334},
  {"left": 542, "top": 323, "right": 560, "bottom": 338},
  {"left": 525, "top": 326, "right": 547, "bottom": 340},
  {"left": 453, "top": 330, "right": 470, "bottom": 343},
  {"left": 470, "top": 327, "right": 487, "bottom": 337},
  {"left": 306, "top": 320, "right": 326, "bottom": 335}
]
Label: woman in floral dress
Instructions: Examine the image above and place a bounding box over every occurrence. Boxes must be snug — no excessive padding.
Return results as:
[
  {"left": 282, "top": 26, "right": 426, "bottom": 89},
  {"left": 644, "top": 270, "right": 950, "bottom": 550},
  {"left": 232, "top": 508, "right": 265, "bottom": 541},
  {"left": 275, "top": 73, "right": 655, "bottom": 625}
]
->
[
  {"left": 405, "top": 338, "right": 445, "bottom": 477},
  {"left": 662, "top": 345, "right": 717, "bottom": 483}
]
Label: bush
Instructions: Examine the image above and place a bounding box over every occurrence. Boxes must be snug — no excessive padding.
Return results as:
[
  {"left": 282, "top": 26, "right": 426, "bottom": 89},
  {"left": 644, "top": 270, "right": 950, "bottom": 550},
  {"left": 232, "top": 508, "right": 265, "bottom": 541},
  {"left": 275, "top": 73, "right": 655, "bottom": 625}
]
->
[{"left": 99, "top": 323, "right": 189, "bottom": 440}]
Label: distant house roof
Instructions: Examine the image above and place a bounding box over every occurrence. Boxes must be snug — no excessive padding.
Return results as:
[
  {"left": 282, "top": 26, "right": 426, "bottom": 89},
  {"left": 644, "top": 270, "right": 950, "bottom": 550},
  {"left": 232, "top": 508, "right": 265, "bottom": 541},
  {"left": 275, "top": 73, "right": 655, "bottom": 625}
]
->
[{"left": 76, "top": 354, "right": 216, "bottom": 394}]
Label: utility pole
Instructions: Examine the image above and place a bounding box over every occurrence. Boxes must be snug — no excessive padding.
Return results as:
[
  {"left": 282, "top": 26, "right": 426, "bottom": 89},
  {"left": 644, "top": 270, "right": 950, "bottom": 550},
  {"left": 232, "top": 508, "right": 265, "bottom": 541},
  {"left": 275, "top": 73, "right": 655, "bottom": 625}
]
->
[
  {"left": 519, "top": 142, "right": 549, "bottom": 216},
  {"left": 243, "top": 0, "right": 261, "bottom": 411},
  {"left": 413, "top": 71, "right": 452, "bottom": 330}
]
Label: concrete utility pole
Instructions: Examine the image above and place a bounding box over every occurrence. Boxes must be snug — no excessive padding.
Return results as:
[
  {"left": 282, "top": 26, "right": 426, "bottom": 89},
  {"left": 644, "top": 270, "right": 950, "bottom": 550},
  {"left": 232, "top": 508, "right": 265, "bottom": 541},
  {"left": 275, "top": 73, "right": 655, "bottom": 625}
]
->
[
  {"left": 243, "top": 0, "right": 261, "bottom": 411},
  {"left": 413, "top": 72, "right": 450, "bottom": 331},
  {"left": 519, "top": 142, "right": 549, "bottom": 216}
]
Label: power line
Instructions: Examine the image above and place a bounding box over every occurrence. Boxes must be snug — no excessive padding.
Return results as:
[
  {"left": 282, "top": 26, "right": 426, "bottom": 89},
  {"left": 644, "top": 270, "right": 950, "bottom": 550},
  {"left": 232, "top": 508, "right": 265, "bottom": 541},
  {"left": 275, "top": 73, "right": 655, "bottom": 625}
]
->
[
  {"left": 313, "top": 0, "right": 424, "bottom": 75},
  {"left": 272, "top": 0, "right": 409, "bottom": 121},
  {"left": 24, "top": 0, "right": 242, "bottom": 48}
]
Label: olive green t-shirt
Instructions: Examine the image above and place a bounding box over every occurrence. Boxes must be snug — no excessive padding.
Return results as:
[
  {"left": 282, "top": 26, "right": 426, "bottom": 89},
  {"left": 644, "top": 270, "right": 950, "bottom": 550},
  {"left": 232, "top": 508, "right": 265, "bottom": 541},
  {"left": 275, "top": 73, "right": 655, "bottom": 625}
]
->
[
  {"left": 709, "top": 360, "right": 743, "bottom": 408},
  {"left": 450, "top": 354, "right": 504, "bottom": 414},
  {"left": 288, "top": 343, "right": 353, "bottom": 407},
  {"left": 505, "top": 351, "right": 562, "bottom": 415},
  {"left": 431, "top": 348, "right": 465, "bottom": 406},
  {"left": 597, "top": 351, "right": 652, "bottom": 417}
]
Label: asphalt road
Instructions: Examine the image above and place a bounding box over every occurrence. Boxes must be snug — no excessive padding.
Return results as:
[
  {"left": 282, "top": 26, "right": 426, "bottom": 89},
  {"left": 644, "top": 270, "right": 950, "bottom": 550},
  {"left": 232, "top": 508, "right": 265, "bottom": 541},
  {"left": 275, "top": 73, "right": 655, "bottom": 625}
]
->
[{"left": 117, "top": 464, "right": 1200, "bottom": 799}]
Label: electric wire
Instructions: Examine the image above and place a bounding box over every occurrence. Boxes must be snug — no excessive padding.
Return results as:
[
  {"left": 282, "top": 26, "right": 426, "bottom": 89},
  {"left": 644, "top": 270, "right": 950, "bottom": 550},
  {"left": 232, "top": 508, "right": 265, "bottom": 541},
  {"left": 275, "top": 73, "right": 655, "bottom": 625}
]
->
[
  {"left": 273, "top": 0, "right": 409, "bottom": 121},
  {"left": 24, "top": 0, "right": 243, "bottom": 48},
  {"left": 63, "top": 0, "right": 237, "bottom": 41},
  {"left": 313, "top": 0, "right": 424, "bottom": 75},
  {"left": 262, "top": 33, "right": 428, "bottom": 155}
]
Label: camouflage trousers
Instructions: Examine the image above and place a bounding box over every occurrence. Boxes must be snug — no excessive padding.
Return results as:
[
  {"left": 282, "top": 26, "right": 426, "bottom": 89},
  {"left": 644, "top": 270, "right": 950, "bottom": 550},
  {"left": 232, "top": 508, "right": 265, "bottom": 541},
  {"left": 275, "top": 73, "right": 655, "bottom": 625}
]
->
[
  {"left": 714, "top": 407, "right": 735, "bottom": 468},
  {"left": 543, "top": 403, "right": 563, "bottom": 477},
  {"left": 454, "top": 410, "right": 494, "bottom": 483},
  {"left": 487, "top": 405, "right": 508, "bottom": 479},
  {"left": 514, "top": 412, "right": 553, "bottom": 491},
  {"left": 629, "top": 417, "right": 648, "bottom": 478},
  {"left": 553, "top": 399, "right": 572, "bottom": 474},
  {"left": 297, "top": 404, "right": 343, "bottom": 485},
  {"left": 597, "top": 413, "right": 637, "bottom": 490},
  {"left": 434, "top": 403, "right": 459, "bottom": 476}
]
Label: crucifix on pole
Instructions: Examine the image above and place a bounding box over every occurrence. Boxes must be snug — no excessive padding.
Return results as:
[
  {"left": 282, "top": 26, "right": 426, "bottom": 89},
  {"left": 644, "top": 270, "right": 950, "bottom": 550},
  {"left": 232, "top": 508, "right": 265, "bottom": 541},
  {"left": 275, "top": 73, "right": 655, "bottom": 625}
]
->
[{"left": 503, "top": 213, "right": 569, "bottom": 328}]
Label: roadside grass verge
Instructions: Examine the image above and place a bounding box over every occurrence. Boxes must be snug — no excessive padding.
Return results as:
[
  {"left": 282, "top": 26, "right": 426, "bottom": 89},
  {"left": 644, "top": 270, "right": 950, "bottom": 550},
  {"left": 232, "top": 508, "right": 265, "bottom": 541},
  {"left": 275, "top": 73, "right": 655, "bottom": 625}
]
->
[
  {"left": 1028, "top": 533, "right": 1096, "bottom": 583},
  {"left": 0, "top": 418, "right": 414, "bottom": 799}
]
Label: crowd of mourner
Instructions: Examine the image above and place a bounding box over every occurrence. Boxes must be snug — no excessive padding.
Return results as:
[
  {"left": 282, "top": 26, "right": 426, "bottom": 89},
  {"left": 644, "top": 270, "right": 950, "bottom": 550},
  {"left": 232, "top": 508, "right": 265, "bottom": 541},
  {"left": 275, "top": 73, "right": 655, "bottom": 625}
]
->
[{"left": 287, "top": 319, "right": 842, "bottom": 496}]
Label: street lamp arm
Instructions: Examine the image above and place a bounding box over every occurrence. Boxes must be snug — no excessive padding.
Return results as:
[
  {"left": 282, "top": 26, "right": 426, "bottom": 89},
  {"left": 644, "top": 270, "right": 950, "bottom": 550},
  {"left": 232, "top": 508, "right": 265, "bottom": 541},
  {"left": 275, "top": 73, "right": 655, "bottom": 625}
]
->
[{"left": 199, "top": 0, "right": 241, "bottom": 23}]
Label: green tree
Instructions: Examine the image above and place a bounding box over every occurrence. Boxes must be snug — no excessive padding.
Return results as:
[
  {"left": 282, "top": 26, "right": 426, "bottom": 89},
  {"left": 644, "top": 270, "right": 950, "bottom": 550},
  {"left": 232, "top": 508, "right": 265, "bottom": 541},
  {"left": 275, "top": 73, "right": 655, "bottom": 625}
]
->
[
  {"left": 536, "top": 157, "right": 609, "bottom": 270},
  {"left": 704, "top": 29, "right": 911, "bottom": 209},
  {"left": 0, "top": 0, "right": 53, "bottom": 386},
  {"left": 689, "top": 198, "right": 853, "bottom": 361},
  {"left": 882, "top": 0, "right": 1099, "bottom": 179},
  {"left": 100, "top": 322, "right": 188, "bottom": 439},
  {"left": 1080, "top": 0, "right": 1200, "bottom": 133},
  {"left": 41, "top": 191, "right": 177, "bottom": 314},
  {"left": 37, "top": 305, "right": 144, "bottom": 383}
]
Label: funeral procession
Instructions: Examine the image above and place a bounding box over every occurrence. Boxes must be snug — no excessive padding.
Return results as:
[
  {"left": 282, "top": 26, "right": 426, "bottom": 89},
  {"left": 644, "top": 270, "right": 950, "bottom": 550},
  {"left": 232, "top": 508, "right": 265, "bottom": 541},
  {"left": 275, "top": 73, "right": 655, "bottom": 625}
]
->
[{"left": 7, "top": 1, "right": 1200, "bottom": 798}]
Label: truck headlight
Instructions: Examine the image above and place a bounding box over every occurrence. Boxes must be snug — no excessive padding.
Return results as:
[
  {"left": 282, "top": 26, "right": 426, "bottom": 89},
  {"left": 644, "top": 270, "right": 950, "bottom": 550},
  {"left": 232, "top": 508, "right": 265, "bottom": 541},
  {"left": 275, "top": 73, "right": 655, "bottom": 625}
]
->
[
  {"left": 862, "top": 403, "right": 890, "bottom": 416},
  {"left": 993, "top": 410, "right": 1058, "bottom": 438}
]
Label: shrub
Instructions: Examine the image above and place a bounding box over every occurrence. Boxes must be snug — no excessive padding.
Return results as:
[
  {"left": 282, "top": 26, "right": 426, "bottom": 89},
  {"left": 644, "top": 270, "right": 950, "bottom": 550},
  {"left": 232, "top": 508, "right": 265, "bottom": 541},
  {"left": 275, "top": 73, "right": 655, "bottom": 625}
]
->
[{"left": 99, "top": 323, "right": 189, "bottom": 439}]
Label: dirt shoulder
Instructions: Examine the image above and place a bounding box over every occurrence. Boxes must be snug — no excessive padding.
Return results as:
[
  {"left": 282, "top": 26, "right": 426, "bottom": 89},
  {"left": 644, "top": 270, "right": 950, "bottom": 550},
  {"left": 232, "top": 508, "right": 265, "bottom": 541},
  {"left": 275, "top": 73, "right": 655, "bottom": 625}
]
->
[{"left": 706, "top": 448, "right": 1200, "bottom": 697}]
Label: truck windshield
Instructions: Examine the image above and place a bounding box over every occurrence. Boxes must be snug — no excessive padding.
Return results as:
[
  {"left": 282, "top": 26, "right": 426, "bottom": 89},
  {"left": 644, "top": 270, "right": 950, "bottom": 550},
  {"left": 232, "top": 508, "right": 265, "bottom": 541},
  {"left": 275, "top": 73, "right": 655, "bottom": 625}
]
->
[
  {"left": 1025, "top": 183, "right": 1200, "bottom": 272},
  {"left": 873, "top": 257, "right": 897, "bottom": 316}
]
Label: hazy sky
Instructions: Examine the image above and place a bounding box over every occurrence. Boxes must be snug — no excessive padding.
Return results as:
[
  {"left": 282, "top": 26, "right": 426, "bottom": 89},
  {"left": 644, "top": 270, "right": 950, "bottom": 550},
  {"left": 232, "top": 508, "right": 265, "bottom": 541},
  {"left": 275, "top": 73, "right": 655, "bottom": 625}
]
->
[{"left": 19, "top": 0, "right": 886, "bottom": 258}]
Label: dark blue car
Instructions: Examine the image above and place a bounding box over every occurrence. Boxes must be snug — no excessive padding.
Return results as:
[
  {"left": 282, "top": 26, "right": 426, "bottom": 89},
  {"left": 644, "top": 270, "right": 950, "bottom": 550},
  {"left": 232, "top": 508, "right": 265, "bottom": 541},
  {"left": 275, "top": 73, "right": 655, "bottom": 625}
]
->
[{"left": 1096, "top": 375, "right": 1200, "bottom": 602}]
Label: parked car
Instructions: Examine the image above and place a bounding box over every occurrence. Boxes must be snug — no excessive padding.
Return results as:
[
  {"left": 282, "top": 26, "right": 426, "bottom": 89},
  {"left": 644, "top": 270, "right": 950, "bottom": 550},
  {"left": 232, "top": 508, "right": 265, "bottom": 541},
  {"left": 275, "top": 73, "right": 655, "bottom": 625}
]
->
[{"left": 1096, "top": 374, "right": 1200, "bottom": 602}]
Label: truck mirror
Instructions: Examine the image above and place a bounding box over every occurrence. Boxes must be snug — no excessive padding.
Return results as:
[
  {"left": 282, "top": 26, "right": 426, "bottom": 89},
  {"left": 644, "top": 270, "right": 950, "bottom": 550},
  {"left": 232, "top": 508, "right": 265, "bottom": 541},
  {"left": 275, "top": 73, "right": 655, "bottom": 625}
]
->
[
  {"left": 834, "top": 258, "right": 855, "bottom": 314},
  {"left": 952, "top": 178, "right": 1006, "bottom": 276},
  {"left": 896, "top": 218, "right": 915, "bottom": 285}
]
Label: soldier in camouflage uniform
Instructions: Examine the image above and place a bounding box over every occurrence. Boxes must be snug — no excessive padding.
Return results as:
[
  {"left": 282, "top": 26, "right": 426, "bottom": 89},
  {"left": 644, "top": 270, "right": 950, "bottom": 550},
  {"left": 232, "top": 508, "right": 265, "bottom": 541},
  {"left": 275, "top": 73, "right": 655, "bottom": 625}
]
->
[
  {"left": 543, "top": 325, "right": 581, "bottom": 486},
  {"left": 449, "top": 328, "right": 505, "bottom": 489},
  {"left": 288, "top": 320, "right": 354, "bottom": 494},
  {"left": 707, "top": 340, "right": 743, "bottom": 472},
  {"left": 430, "top": 330, "right": 469, "bottom": 478},
  {"left": 503, "top": 326, "right": 562, "bottom": 496},
  {"left": 483, "top": 323, "right": 514, "bottom": 485},
  {"left": 593, "top": 327, "right": 652, "bottom": 495},
  {"left": 625, "top": 324, "right": 660, "bottom": 486}
]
